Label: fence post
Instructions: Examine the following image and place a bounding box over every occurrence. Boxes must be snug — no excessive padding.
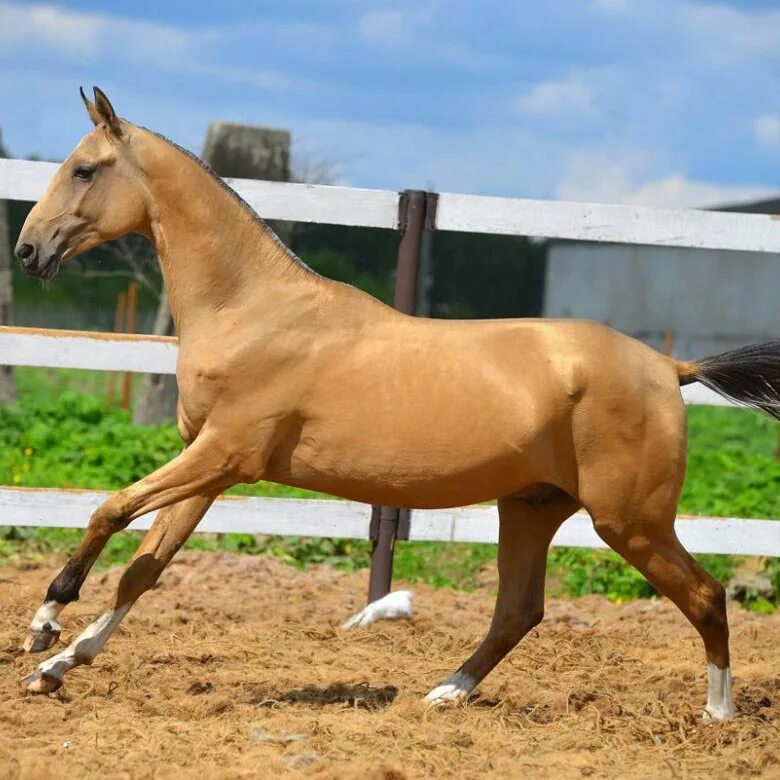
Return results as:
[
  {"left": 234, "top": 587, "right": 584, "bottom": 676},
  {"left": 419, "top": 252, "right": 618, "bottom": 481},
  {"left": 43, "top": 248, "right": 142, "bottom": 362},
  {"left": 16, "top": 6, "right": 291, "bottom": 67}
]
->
[{"left": 366, "top": 190, "right": 437, "bottom": 604}]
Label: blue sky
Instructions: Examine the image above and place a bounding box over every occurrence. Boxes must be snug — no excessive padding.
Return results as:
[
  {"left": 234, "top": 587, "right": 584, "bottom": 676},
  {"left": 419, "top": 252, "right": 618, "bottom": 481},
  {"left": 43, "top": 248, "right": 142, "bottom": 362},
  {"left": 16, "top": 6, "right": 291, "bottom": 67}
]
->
[{"left": 1, "top": 0, "right": 779, "bottom": 207}]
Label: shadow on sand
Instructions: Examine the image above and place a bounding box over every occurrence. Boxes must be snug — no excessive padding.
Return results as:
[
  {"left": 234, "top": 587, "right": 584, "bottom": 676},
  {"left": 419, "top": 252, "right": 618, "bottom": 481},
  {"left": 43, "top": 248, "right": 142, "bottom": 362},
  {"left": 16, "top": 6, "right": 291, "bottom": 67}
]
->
[{"left": 248, "top": 681, "right": 399, "bottom": 711}]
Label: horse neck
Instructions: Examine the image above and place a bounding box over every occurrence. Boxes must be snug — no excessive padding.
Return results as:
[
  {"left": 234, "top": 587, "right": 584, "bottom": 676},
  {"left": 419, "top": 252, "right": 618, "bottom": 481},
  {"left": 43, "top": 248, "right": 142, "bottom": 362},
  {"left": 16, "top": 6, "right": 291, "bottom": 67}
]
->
[{"left": 138, "top": 132, "right": 316, "bottom": 335}]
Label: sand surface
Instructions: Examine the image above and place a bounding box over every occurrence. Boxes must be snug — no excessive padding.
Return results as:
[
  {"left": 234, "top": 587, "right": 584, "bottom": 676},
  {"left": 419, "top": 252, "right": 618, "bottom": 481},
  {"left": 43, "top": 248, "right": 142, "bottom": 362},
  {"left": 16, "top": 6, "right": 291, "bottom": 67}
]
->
[{"left": 1, "top": 551, "right": 778, "bottom": 779}]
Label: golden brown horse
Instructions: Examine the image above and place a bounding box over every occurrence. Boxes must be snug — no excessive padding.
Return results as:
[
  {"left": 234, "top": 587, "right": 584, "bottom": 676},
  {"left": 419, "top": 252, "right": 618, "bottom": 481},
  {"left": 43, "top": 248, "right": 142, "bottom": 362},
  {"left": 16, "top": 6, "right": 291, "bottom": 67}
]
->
[{"left": 14, "top": 88, "right": 780, "bottom": 720}]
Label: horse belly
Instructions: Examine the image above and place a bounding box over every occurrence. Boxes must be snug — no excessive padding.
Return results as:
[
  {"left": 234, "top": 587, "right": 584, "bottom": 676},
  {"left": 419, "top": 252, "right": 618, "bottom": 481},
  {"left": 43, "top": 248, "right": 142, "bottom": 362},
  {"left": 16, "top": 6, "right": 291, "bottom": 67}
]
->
[{"left": 280, "top": 405, "right": 544, "bottom": 508}]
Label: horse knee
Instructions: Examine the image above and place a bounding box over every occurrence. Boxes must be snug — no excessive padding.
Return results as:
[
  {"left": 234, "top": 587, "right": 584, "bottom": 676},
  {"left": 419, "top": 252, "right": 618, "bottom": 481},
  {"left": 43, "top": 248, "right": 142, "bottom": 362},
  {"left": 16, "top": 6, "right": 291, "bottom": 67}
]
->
[{"left": 88, "top": 503, "right": 127, "bottom": 537}]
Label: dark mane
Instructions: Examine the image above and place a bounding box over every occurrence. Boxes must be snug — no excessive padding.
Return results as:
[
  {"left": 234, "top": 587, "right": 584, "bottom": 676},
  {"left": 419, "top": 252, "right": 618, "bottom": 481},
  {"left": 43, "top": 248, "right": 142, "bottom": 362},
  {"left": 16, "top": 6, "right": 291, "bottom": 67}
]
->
[{"left": 142, "top": 127, "right": 318, "bottom": 276}]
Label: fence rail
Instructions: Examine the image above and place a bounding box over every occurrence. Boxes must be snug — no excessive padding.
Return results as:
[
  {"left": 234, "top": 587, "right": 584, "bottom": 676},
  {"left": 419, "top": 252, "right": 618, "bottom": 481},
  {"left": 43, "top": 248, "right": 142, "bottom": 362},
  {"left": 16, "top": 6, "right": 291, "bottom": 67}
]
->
[
  {"left": 4, "top": 157, "right": 780, "bottom": 251},
  {"left": 2, "top": 487, "right": 777, "bottom": 557},
  {"left": 1, "top": 157, "right": 778, "bottom": 564}
]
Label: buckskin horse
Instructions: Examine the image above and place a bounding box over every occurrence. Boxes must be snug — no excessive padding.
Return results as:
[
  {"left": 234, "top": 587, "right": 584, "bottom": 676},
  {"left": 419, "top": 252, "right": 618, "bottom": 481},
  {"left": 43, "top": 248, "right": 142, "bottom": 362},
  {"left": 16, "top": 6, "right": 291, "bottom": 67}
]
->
[{"left": 14, "top": 88, "right": 780, "bottom": 721}]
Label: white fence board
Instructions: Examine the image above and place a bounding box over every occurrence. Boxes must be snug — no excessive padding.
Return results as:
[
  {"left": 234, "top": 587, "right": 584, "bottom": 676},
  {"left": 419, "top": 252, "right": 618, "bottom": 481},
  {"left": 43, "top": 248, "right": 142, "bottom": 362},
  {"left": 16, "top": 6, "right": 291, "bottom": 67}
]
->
[
  {"left": 0, "top": 488, "right": 777, "bottom": 557},
  {"left": 0, "top": 158, "right": 399, "bottom": 230},
  {"left": 5, "top": 158, "right": 780, "bottom": 251},
  {"left": 0, "top": 327, "right": 177, "bottom": 374},
  {"left": 409, "top": 506, "right": 780, "bottom": 556},
  {"left": 436, "top": 192, "right": 780, "bottom": 251},
  {"left": 0, "top": 488, "right": 371, "bottom": 539},
  {"left": 225, "top": 177, "right": 399, "bottom": 229},
  {"left": 0, "top": 159, "right": 59, "bottom": 202}
]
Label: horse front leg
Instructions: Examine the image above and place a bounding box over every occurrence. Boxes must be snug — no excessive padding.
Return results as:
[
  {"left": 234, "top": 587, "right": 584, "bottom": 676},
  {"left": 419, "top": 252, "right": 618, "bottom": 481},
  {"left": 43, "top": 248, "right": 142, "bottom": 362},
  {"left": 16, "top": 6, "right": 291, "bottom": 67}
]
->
[
  {"left": 23, "top": 429, "right": 241, "bottom": 654},
  {"left": 22, "top": 493, "right": 216, "bottom": 693}
]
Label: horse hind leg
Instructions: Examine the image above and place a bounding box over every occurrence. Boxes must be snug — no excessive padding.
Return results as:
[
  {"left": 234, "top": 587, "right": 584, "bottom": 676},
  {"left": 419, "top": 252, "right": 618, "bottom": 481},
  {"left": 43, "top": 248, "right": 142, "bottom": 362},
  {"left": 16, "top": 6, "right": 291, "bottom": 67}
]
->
[
  {"left": 426, "top": 488, "right": 578, "bottom": 705},
  {"left": 585, "top": 486, "right": 732, "bottom": 721}
]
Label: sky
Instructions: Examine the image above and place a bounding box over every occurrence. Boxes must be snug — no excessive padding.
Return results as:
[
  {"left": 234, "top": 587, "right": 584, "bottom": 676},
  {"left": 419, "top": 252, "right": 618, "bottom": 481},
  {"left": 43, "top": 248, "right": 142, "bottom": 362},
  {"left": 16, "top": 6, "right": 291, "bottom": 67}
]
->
[{"left": 1, "top": 0, "right": 779, "bottom": 208}]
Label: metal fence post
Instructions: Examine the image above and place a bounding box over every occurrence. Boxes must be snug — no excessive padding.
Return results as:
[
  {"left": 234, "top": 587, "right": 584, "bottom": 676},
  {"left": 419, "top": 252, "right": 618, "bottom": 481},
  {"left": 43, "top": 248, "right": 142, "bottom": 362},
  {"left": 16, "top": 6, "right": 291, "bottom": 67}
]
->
[{"left": 366, "top": 190, "right": 436, "bottom": 604}]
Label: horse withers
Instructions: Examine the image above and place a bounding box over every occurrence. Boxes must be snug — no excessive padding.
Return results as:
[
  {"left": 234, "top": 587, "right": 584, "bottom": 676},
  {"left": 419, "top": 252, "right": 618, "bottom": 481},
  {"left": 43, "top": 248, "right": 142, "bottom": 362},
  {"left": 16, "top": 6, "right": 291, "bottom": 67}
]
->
[{"left": 15, "top": 88, "right": 780, "bottom": 721}]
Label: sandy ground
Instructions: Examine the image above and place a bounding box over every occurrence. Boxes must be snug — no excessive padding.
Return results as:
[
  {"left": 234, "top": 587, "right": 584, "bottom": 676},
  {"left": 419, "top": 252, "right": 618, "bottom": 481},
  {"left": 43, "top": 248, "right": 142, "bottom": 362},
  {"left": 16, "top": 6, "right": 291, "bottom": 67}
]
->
[{"left": 0, "top": 551, "right": 778, "bottom": 780}]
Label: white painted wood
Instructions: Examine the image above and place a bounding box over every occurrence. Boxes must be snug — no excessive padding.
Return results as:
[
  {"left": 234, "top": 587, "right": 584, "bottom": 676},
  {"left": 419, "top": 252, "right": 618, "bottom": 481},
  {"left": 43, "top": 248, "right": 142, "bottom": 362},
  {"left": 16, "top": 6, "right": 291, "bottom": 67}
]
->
[
  {"left": 6, "top": 157, "right": 780, "bottom": 251},
  {"left": 411, "top": 507, "right": 780, "bottom": 556},
  {"left": 0, "top": 327, "right": 177, "bottom": 374},
  {"left": 0, "top": 488, "right": 371, "bottom": 538},
  {"left": 435, "top": 192, "right": 780, "bottom": 252},
  {"left": 225, "top": 177, "right": 399, "bottom": 229},
  {"left": 0, "top": 158, "right": 399, "bottom": 230},
  {"left": 0, "top": 159, "right": 59, "bottom": 202},
  {"left": 0, "top": 488, "right": 777, "bottom": 557},
  {"left": 681, "top": 383, "right": 735, "bottom": 408}
]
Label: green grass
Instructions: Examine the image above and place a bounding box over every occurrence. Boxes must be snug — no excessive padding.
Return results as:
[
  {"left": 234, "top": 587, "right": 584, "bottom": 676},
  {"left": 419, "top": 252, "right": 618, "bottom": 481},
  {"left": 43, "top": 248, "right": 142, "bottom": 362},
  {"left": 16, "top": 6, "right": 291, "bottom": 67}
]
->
[{"left": 1, "top": 367, "right": 779, "bottom": 609}]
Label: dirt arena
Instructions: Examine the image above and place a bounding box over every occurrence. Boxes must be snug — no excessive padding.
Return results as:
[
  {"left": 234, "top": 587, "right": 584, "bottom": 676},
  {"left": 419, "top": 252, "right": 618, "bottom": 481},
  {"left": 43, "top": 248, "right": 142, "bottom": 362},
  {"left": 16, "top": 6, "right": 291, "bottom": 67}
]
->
[{"left": 0, "top": 552, "right": 778, "bottom": 779}]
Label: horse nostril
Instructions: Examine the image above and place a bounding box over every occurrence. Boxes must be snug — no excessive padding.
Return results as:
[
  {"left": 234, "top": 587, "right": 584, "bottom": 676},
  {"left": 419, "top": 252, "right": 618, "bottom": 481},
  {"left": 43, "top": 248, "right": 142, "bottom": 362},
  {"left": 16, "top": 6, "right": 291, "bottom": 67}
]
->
[{"left": 15, "top": 243, "right": 37, "bottom": 268}]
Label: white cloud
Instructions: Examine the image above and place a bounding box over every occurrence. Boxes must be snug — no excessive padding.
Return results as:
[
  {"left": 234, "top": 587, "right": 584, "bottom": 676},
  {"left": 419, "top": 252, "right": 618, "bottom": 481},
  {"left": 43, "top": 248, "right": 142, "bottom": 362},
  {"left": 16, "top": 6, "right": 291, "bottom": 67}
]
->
[
  {"left": 555, "top": 148, "right": 647, "bottom": 204},
  {"left": 516, "top": 76, "right": 597, "bottom": 119},
  {"left": 0, "top": 2, "right": 192, "bottom": 61},
  {"left": 0, "top": 2, "right": 288, "bottom": 90},
  {"left": 556, "top": 150, "right": 774, "bottom": 209},
  {"left": 358, "top": 10, "right": 408, "bottom": 45},
  {"left": 680, "top": 4, "right": 780, "bottom": 66},
  {"left": 755, "top": 115, "right": 780, "bottom": 148},
  {"left": 617, "top": 175, "right": 774, "bottom": 210}
]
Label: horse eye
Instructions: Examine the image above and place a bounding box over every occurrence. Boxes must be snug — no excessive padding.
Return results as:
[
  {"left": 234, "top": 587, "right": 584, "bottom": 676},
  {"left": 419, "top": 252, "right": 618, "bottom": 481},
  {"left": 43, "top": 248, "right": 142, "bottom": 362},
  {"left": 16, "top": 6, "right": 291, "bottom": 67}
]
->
[{"left": 74, "top": 166, "right": 95, "bottom": 181}]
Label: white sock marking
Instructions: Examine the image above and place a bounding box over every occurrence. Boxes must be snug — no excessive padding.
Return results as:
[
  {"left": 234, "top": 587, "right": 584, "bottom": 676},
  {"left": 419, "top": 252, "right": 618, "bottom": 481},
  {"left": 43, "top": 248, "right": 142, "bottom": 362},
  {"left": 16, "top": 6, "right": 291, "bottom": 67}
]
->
[
  {"left": 705, "top": 664, "right": 734, "bottom": 721},
  {"left": 424, "top": 670, "right": 476, "bottom": 705},
  {"left": 35, "top": 605, "right": 130, "bottom": 682},
  {"left": 30, "top": 601, "right": 64, "bottom": 634},
  {"left": 341, "top": 590, "right": 413, "bottom": 629}
]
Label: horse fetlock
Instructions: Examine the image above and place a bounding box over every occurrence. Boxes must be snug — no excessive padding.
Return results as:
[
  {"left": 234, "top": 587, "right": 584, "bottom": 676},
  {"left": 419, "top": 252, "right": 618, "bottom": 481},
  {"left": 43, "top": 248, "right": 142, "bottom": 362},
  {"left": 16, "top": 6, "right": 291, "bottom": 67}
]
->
[{"left": 704, "top": 664, "right": 734, "bottom": 722}]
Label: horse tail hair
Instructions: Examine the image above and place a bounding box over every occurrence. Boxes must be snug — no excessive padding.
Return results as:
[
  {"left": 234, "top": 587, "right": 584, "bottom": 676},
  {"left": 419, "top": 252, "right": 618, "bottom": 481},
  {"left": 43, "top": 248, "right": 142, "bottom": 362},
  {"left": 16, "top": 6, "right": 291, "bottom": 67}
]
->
[{"left": 676, "top": 341, "right": 780, "bottom": 421}]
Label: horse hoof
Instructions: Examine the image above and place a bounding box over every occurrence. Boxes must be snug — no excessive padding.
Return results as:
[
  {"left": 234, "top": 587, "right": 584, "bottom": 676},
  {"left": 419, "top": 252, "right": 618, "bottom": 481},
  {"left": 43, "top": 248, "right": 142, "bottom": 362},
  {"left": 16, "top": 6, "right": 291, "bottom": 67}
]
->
[
  {"left": 21, "top": 669, "right": 62, "bottom": 694},
  {"left": 23, "top": 629, "right": 60, "bottom": 654},
  {"left": 424, "top": 671, "right": 475, "bottom": 707},
  {"left": 701, "top": 707, "right": 734, "bottom": 723}
]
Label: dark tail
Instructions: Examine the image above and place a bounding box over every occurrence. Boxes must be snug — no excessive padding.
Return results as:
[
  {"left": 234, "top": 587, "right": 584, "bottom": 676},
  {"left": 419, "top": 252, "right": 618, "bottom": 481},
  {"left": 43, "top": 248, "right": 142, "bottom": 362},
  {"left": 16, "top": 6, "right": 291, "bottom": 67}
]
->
[{"left": 677, "top": 341, "right": 780, "bottom": 421}]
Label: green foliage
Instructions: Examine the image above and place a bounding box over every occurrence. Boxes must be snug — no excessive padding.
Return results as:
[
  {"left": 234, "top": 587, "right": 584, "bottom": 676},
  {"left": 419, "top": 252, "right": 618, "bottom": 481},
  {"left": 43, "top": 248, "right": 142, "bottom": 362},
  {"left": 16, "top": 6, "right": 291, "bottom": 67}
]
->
[
  {"left": 302, "top": 249, "right": 393, "bottom": 303},
  {"left": 680, "top": 406, "right": 780, "bottom": 519},
  {"left": 0, "top": 391, "right": 182, "bottom": 490},
  {"left": 393, "top": 541, "right": 497, "bottom": 590},
  {"left": 548, "top": 548, "right": 656, "bottom": 601}
]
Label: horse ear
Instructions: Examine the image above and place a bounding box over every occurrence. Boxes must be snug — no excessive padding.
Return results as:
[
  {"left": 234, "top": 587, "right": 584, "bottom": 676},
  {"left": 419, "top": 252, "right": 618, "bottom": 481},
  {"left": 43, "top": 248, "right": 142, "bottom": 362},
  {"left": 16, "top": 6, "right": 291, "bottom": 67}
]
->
[
  {"left": 92, "top": 86, "right": 123, "bottom": 137},
  {"left": 80, "top": 86, "right": 101, "bottom": 127}
]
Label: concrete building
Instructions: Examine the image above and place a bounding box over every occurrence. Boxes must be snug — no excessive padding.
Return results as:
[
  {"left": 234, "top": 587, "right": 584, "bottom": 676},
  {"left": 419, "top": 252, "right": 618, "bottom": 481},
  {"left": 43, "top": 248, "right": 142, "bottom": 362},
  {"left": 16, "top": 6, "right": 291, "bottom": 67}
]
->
[{"left": 543, "top": 197, "right": 780, "bottom": 358}]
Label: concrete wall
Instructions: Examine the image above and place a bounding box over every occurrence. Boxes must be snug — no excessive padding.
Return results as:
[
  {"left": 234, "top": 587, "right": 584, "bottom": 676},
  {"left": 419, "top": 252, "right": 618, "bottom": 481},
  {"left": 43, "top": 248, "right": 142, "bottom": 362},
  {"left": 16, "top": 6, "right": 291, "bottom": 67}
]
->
[{"left": 544, "top": 243, "right": 780, "bottom": 358}]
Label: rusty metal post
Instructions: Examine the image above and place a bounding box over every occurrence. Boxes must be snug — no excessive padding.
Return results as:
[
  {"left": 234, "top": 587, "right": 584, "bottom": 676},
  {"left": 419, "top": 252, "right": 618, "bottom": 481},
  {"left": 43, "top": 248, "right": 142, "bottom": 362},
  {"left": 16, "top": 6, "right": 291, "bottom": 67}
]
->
[
  {"left": 121, "top": 281, "right": 138, "bottom": 410},
  {"left": 366, "top": 190, "right": 435, "bottom": 604}
]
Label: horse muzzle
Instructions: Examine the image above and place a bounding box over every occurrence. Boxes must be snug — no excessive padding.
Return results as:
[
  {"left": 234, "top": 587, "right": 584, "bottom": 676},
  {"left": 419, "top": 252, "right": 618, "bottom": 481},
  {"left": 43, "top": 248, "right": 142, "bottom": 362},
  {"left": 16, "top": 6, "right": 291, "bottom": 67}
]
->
[{"left": 14, "top": 241, "right": 62, "bottom": 280}]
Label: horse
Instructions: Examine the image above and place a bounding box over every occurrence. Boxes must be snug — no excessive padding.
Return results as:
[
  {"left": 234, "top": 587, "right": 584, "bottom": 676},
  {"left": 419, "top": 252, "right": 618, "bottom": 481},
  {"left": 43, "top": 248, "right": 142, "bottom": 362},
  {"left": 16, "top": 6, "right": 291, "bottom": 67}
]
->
[{"left": 14, "top": 88, "right": 780, "bottom": 721}]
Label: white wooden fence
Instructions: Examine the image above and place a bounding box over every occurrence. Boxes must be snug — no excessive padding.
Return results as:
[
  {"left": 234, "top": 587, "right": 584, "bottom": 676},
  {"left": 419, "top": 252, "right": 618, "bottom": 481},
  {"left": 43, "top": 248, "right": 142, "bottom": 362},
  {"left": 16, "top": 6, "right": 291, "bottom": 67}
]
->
[{"left": 1, "top": 158, "right": 778, "bottom": 557}]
